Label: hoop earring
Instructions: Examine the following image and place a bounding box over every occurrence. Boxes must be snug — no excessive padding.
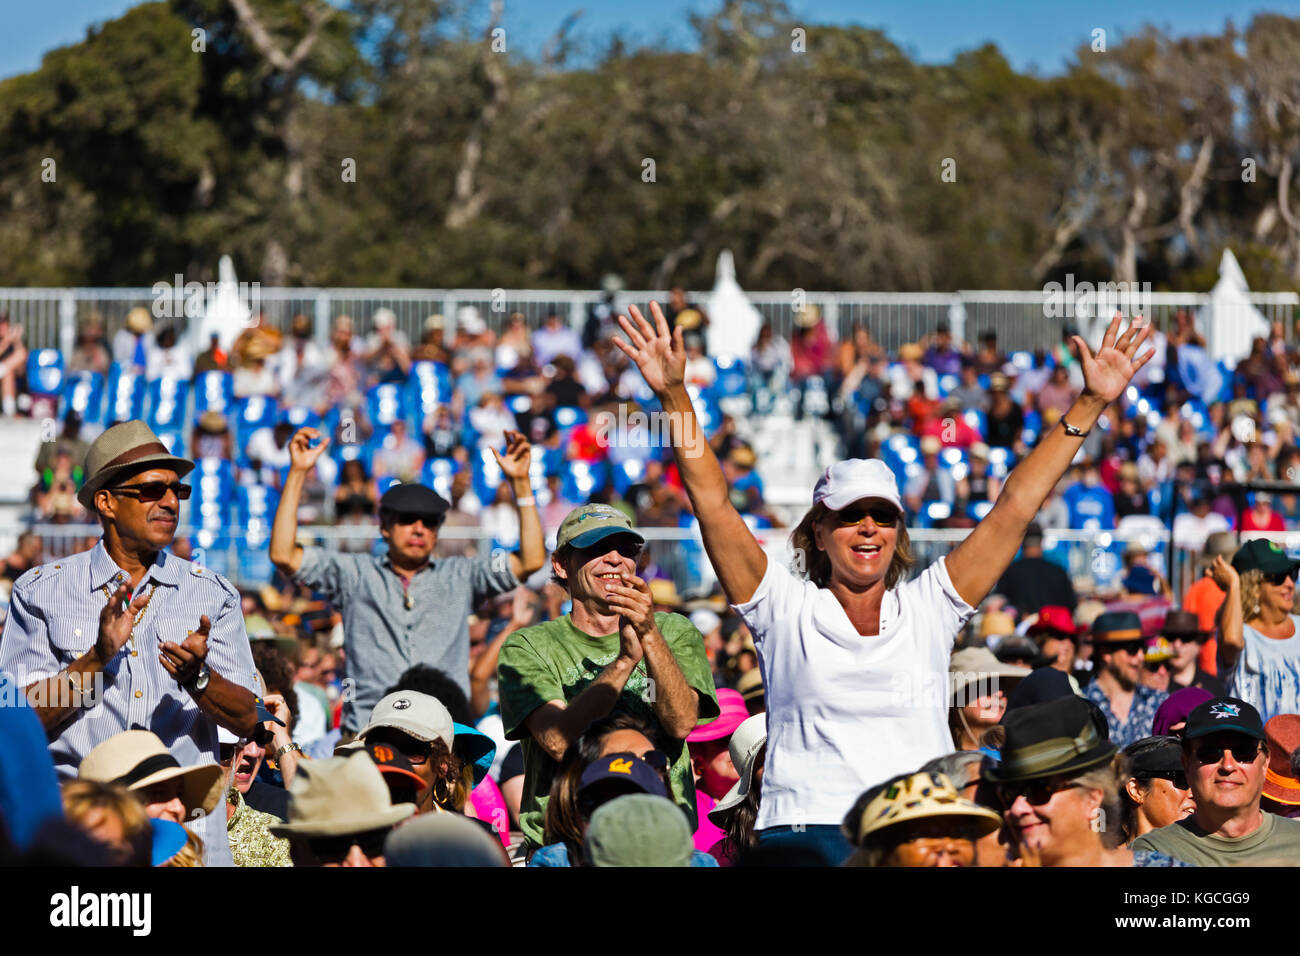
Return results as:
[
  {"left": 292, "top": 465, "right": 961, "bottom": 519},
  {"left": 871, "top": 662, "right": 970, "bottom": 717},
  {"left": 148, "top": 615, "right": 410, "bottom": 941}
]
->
[{"left": 433, "top": 777, "right": 453, "bottom": 807}]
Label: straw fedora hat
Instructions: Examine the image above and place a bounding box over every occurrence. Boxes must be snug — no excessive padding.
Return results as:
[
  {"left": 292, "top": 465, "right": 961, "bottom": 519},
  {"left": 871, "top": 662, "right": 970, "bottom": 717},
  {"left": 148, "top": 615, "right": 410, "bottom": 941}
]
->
[
  {"left": 78, "top": 730, "right": 224, "bottom": 817},
  {"left": 842, "top": 771, "right": 1002, "bottom": 847},
  {"left": 77, "top": 420, "right": 195, "bottom": 511},
  {"left": 269, "top": 751, "right": 416, "bottom": 839}
]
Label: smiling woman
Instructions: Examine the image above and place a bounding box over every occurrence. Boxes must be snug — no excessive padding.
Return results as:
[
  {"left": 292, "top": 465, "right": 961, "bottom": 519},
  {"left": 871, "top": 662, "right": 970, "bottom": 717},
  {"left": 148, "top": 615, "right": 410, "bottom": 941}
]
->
[{"left": 614, "top": 303, "right": 1154, "bottom": 864}]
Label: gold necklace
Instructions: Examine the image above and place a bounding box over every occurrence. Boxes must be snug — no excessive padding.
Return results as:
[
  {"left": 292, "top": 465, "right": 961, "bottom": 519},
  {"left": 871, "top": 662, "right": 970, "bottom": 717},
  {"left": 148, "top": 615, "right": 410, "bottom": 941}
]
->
[{"left": 101, "top": 581, "right": 156, "bottom": 649}]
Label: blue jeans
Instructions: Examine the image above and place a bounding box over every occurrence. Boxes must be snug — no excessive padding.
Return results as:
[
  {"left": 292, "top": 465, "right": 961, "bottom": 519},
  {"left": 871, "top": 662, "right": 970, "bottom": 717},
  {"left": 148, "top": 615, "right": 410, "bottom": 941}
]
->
[{"left": 755, "top": 825, "right": 855, "bottom": 866}]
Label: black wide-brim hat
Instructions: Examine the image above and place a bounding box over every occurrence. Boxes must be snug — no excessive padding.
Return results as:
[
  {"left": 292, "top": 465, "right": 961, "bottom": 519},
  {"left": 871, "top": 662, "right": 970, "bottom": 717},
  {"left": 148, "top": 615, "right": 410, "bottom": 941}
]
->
[{"left": 984, "top": 695, "right": 1117, "bottom": 783}]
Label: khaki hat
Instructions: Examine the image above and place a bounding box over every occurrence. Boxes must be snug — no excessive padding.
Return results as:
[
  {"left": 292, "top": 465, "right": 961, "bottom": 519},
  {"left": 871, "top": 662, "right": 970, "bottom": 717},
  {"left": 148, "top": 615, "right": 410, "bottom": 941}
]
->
[
  {"left": 358, "top": 690, "right": 454, "bottom": 751},
  {"left": 585, "top": 794, "right": 693, "bottom": 867},
  {"left": 898, "top": 343, "right": 924, "bottom": 362},
  {"left": 674, "top": 308, "right": 704, "bottom": 330},
  {"left": 736, "top": 667, "right": 764, "bottom": 702},
  {"left": 1073, "top": 598, "right": 1108, "bottom": 635},
  {"left": 978, "top": 610, "right": 1016, "bottom": 641},
  {"left": 707, "top": 714, "right": 766, "bottom": 824},
  {"left": 649, "top": 578, "right": 681, "bottom": 608},
  {"left": 197, "top": 410, "right": 227, "bottom": 433},
  {"left": 729, "top": 445, "right": 757, "bottom": 469},
  {"left": 949, "top": 646, "right": 1031, "bottom": 703},
  {"left": 125, "top": 307, "right": 153, "bottom": 335},
  {"left": 556, "top": 503, "right": 645, "bottom": 552},
  {"left": 78, "top": 730, "right": 223, "bottom": 818},
  {"left": 269, "top": 751, "right": 416, "bottom": 838},
  {"left": 843, "top": 771, "right": 1001, "bottom": 846},
  {"left": 77, "top": 420, "right": 195, "bottom": 511}
]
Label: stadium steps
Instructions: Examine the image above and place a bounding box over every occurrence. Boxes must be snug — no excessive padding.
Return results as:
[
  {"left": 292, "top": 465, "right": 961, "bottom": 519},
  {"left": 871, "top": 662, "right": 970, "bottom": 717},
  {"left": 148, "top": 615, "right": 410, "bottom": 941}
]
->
[
  {"left": 741, "top": 400, "right": 840, "bottom": 519},
  {"left": 0, "top": 418, "right": 47, "bottom": 554}
]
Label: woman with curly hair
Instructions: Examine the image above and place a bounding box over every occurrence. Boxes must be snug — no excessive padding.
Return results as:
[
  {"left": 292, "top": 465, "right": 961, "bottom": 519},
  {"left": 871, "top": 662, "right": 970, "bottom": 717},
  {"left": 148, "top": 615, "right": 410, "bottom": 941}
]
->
[{"left": 1211, "top": 538, "right": 1300, "bottom": 721}]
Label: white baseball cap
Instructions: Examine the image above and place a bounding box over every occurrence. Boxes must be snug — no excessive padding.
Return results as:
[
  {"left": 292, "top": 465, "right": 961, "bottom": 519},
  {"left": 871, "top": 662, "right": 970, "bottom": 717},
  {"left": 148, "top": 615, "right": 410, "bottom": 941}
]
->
[
  {"left": 813, "top": 459, "right": 905, "bottom": 515},
  {"left": 358, "top": 691, "right": 455, "bottom": 750}
]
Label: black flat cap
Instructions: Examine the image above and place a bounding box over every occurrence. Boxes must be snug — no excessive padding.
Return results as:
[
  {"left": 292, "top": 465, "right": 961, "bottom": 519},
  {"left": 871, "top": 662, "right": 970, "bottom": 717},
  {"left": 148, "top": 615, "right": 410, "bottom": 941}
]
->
[
  {"left": 379, "top": 483, "right": 450, "bottom": 518},
  {"left": 1124, "top": 736, "right": 1183, "bottom": 777}
]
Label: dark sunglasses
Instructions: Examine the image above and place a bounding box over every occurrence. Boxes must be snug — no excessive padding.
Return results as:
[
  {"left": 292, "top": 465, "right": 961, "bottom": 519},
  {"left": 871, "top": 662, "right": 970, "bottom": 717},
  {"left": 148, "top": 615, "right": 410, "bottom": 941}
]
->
[
  {"left": 996, "top": 778, "right": 1083, "bottom": 808},
  {"left": 1143, "top": 660, "right": 1172, "bottom": 673},
  {"left": 1190, "top": 741, "right": 1262, "bottom": 765},
  {"left": 369, "top": 731, "right": 432, "bottom": 766},
  {"left": 1263, "top": 570, "right": 1296, "bottom": 586},
  {"left": 578, "top": 538, "right": 643, "bottom": 560},
  {"left": 1108, "top": 640, "right": 1146, "bottom": 656},
  {"left": 1137, "top": 770, "right": 1189, "bottom": 790},
  {"left": 219, "top": 743, "right": 240, "bottom": 764},
  {"left": 390, "top": 512, "right": 444, "bottom": 529},
  {"left": 834, "top": 504, "right": 899, "bottom": 528},
  {"left": 307, "top": 827, "right": 390, "bottom": 863},
  {"left": 637, "top": 750, "right": 670, "bottom": 772},
  {"left": 110, "top": 481, "right": 191, "bottom": 501}
]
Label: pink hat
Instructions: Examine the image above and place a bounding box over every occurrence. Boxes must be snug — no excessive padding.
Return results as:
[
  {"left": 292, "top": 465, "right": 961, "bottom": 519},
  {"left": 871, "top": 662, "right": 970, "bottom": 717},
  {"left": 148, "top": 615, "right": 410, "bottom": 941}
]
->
[{"left": 688, "top": 689, "right": 748, "bottom": 743}]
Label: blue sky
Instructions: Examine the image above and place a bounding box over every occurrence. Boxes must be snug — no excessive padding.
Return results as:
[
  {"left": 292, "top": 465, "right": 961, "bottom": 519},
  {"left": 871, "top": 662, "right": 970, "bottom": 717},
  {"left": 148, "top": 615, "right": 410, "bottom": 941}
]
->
[{"left": 5, "top": 0, "right": 1300, "bottom": 80}]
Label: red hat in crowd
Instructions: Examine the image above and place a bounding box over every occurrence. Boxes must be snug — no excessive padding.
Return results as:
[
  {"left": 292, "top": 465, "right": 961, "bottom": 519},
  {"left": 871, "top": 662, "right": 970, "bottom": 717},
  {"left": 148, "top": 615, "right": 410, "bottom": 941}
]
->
[{"left": 1027, "top": 606, "right": 1074, "bottom": 639}]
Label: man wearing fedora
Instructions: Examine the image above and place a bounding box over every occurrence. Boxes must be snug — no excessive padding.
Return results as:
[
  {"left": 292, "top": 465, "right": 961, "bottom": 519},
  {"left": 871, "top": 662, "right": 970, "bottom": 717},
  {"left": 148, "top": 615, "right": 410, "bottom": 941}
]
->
[
  {"left": 271, "top": 425, "right": 545, "bottom": 737},
  {"left": 1133, "top": 697, "right": 1300, "bottom": 865},
  {"left": 1082, "top": 611, "right": 1169, "bottom": 749},
  {"left": 0, "top": 420, "right": 261, "bottom": 865}
]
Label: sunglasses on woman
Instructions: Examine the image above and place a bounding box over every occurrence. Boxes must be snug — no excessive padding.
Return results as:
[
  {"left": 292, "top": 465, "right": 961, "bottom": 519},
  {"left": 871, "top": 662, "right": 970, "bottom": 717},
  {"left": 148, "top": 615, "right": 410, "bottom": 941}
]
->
[
  {"left": 1263, "top": 570, "right": 1296, "bottom": 586},
  {"left": 834, "top": 504, "right": 898, "bottom": 528},
  {"left": 110, "top": 481, "right": 191, "bottom": 501},
  {"left": 995, "top": 778, "right": 1084, "bottom": 808},
  {"left": 1143, "top": 660, "right": 1172, "bottom": 673}
]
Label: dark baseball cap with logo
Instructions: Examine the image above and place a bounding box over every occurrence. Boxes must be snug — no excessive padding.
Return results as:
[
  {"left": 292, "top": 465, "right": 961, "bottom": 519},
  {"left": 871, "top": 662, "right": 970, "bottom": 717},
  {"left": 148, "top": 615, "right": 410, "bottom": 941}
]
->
[
  {"left": 556, "top": 504, "right": 645, "bottom": 551},
  {"left": 1181, "top": 697, "right": 1266, "bottom": 742},
  {"left": 578, "top": 752, "right": 667, "bottom": 798},
  {"left": 365, "top": 740, "right": 427, "bottom": 791},
  {"left": 1231, "top": 539, "right": 1300, "bottom": 576}
]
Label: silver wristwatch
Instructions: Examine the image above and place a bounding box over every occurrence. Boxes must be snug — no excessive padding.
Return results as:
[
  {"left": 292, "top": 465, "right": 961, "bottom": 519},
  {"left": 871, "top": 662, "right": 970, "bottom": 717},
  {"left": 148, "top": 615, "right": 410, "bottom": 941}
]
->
[{"left": 186, "top": 662, "right": 211, "bottom": 694}]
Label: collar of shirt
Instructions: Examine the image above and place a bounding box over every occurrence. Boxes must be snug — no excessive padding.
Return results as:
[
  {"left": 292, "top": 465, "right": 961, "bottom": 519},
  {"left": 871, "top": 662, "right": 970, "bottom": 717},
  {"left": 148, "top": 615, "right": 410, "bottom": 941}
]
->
[
  {"left": 380, "top": 551, "right": 432, "bottom": 580},
  {"left": 88, "top": 539, "right": 184, "bottom": 594}
]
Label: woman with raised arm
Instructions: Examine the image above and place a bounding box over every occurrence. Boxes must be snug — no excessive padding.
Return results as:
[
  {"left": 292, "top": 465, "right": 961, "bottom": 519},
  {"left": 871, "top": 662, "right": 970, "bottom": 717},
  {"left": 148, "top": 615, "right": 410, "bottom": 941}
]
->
[{"left": 614, "top": 303, "right": 1153, "bottom": 865}]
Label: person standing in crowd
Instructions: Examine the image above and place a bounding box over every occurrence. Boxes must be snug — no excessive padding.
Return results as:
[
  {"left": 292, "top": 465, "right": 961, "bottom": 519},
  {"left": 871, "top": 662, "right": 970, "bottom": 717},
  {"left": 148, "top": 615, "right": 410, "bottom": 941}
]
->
[
  {"left": 994, "top": 524, "right": 1076, "bottom": 617},
  {"left": 1083, "top": 611, "right": 1168, "bottom": 749},
  {"left": 1182, "top": 531, "right": 1238, "bottom": 678},
  {"left": 1161, "top": 609, "right": 1225, "bottom": 695},
  {"left": 0, "top": 421, "right": 260, "bottom": 866},
  {"left": 614, "top": 302, "right": 1154, "bottom": 864},
  {"left": 1118, "top": 736, "right": 1195, "bottom": 845},
  {"left": 497, "top": 504, "right": 719, "bottom": 855},
  {"left": 1027, "top": 605, "right": 1086, "bottom": 687},
  {"left": 270, "top": 426, "right": 544, "bottom": 736},
  {"left": 1132, "top": 697, "right": 1300, "bottom": 865},
  {"left": 1211, "top": 540, "right": 1300, "bottom": 723},
  {"left": 706, "top": 713, "right": 766, "bottom": 865},
  {"left": 685, "top": 688, "right": 747, "bottom": 854},
  {"left": 987, "top": 696, "right": 1187, "bottom": 866},
  {"left": 842, "top": 769, "right": 1002, "bottom": 867}
]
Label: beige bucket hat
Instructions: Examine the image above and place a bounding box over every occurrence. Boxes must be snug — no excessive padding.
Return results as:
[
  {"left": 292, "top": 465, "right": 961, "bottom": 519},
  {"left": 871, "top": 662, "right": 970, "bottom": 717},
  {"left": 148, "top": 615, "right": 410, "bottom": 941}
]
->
[{"left": 269, "top": 751, "right": 415, "bottom": 838}]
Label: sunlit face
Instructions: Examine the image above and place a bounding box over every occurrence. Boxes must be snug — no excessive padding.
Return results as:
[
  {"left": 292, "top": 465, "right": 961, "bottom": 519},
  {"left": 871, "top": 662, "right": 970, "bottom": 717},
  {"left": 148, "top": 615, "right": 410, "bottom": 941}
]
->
[
  {"left": 1101, "top": 642, "right": 1144, "bottom": 690},
  {"left": 380, "top": 511, "right": 440, "bottom": 565},
  {"left": 690, "top": 737, "right": 739, "bottom": 797},
  {"left": 1258, "top": 570, "right": 1296, "bottom": 616},
  {"left": 1001, "top": 776, "right": 1102, "bottom": 864},
  {"left": 230, "top": 739, "right": 266, "bottom": 795},
  {"left": 1128, "top": 775, "right": 1195, "bottom": 831},
  {"left": 138, "top": 778, "right": 186, "bottom": 824},
  {"left": 1140, "top": 657, "right": 1172, "bottom": 693},
  {"left": 1040, "top": 634, "right": 1076, "bottom": 672},
  {"left": 813, "top": 498, "right": 900, "bottom": 590},
  {"left": 599, "top": 730, "right": 655, "bottom": 760},
  {"left": 557, "top": 535, "right": 643, "bottom": 608},
  {"left": 1169, "top": 635, "right": 1201, "bottom": 671},
  {"left": 1184, "top": 733, "right": 1267, "bottom": 814},
  {"left": 962, "top": 690, "right": 1006, "bottom": 728},
  {"left": 882, "top": 818, "right": 978, "bottom": 867},
  {"left": 98, "top": 467, "right": 183, "bottom": 551}
]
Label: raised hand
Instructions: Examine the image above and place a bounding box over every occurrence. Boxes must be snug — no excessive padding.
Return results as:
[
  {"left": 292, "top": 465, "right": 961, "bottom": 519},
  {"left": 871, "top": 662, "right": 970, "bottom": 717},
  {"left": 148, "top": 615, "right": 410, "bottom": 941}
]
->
[
  {"left": 288, "top": 426, "right": 330, "bottom": 472},
  {"left": 492, "top": 429, "right": 533, "bottom": 482},
  {"left": 1072, "top": 312, "right": 1155, "bottom": 405},
  {"left": 1210, "top": 554, "right": 1240, "bottom": 593},
  {"left": 612, "top": 302, "right": 686, "bottom": 396},
  {"left": 95, "top": 585, "right": 151, "bottom": 664},
  {"left": 160, "top": 615, "right": 210, "bottom": 686}
]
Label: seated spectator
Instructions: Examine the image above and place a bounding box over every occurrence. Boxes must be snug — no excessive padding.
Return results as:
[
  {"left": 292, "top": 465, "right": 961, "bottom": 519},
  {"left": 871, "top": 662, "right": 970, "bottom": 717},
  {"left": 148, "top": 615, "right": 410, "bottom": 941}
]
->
[
  {"left": 78, "top": 730, "right": 223, "bottom": 828},
  {"left": 468, "top": 393, "right": 518, "bottom": 451},
  {"left": 750, "top": 322, "right": 792, "bottom": 388},
  {"left": 1239, "top": 491, "right": 1286, "bottom": 534},
  {"left": 706, "top": 713, "right": 766, "bottom": 865},
  {"left": 986, "top": 696, "right": 1187, "bottom": 866},
  {"left": 583, "top": 793, "right": 695, "bottom": 867},
  {"left": 146, "top": 324, "right": 192, "bottom": 381},
  {"left": 1119, "top": 736, "right": 1195, "bottom": 845},
  {"left": 274, "top": 313, "right": 329, "bottom": 402},
  {"left": 683, "top": 333, "right": 716, "bottom": 388},
  {"left": 1027, "top": 605, "right": 1085, "bottom": 685},
  {"left": 532, "top": 312, "right": 582, "bottom": 368},
  {"left": 1035, "top": 364, "right": 1078, "bottom": 422},
  {"left": 111, "top": 307, "right": 154, "bottom": 374},
  {"left": 383, "top": 812, "right": 509, "bottom": 867},
  {"left": 687, "top": 688, "right": 748, "bottom": 854},
  {"left": 191, "top": 411, "right": 234, "bottom": 460},
  {"left": 1161, "top": 610, "right": 1225, "bottom": 695},
  {"left": 269, "top": 751, "right": 415, "bottom": 867},
  {"left": 232, "top": 334, "right": 280, "bottom": 398},
  {"left": 495, "top": 312, "right": 533, "bottom": 372},
  {"left": 948, "top": 647, "right": 1029, "bottom": 753},
  {"left": 193, "top": 332, "right": 228, "bottom": 375},
  {"left": 842, "top": 770, "right": 1002, "bottom": 867},
  {"left": 1062, "top": 464, "right": 1116, "bottom": 530},
  {"left": 411, "top": 314, "right": 450, "bottom": 363},
  {"left": 245, "top": 420, "right": 295, "bottom": 480},
  {"left": 1112, "top": 463, "right": 1150, "bottom": 519},
  {"left": 456, "top": 351, "right": 504, "bottom": 414},
  {"left": 218, "top": 727, "right": 291, "bottom": 866},
  {"left": 904, "top": 435, "right": 956, "bottom": 512},
  {"left": 1261, "top": 714, "right": 1300, "bottom": 818},
  {"left": 33, "top": 449, "right": 85, "bottom": 522},
  {"left": 68, "top": 315, "right": 111, "bottom": 375},
  {"left": 61, "top": 779, "right": 152, "bottom": 866},
  {"left": 333, "top": 458, "right": 378, "bottom": 550},
  {"left": 973, "top": 329, "right": 1004, "bottom": 376},
  {"left": 372, "top": 419, "right": 425, "bottom": 483},
  {"left": 363, "top": 308, "right": 412, "bottom": 386},
  {"left": 1132, "top": 697, "right": 1300, "bottom": 864},
  {"left": 1172, "top": 493, "right": 1231, "bottom": 550}
]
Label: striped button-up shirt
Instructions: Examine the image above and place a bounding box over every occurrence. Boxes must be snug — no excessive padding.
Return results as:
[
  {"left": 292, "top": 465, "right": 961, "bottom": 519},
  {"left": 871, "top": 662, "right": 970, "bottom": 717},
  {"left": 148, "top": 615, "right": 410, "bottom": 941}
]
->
[
  {"left": 0, "top": 540, "right": 258, "bottom": 865},
  {"left": 294, "top": 547, "right": 519, "bottom": 732}
]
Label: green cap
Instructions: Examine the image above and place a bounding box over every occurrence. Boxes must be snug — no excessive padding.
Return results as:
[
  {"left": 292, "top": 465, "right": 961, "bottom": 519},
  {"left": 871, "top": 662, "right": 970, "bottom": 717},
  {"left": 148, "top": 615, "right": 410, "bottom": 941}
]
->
[
  {"left": 555, "top": 503, "right": 644, "bottom": 551},
  {"left": 584, "top": 794, "right": 693, "bottom": 867},
  {"left": 1231, "top": 538, "right": 1299, "bottom": 576}
]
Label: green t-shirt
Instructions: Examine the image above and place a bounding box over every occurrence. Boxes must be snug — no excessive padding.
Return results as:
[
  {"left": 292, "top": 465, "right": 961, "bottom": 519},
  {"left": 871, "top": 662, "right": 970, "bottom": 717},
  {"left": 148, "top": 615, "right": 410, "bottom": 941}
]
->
[
  {"left": 497, "top": 611, "right": 720, "bottom": 848},
  {"left": 1132, "top": 810, "right": 1300, "bottom": 866}
]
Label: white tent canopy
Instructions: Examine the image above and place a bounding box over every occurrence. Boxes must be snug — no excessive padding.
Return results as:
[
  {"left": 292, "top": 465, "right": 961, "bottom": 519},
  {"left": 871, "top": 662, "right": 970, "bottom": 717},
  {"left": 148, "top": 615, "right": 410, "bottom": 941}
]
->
[
  {"left": 1201, "top": 248, "right": 1270, "bottom": 363},
  {"left": 198, "top": 255, "right": 254, "bottom": 353},
  {"left": 704, "top": 249, "right": 763, "bottom": 361}
]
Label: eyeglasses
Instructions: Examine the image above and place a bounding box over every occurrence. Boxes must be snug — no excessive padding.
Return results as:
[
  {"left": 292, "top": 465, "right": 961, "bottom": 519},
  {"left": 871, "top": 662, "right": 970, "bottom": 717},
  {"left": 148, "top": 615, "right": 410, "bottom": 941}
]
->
[
  {"left": 109, "top": 481, "right": 191, "bottom": 501},
  {"left": 390, "top": 512, "right": 444, "bottom": 529},
  {"left": 1263, "top": 570, "right": 1296, "bottom": 586},
  {"left": 1143, "top": 660, "right": 1172, "bottom": 673},
  {"left": 1107, "top": 640, "right": 1146, "bottom": 656},
  {"left": 578, "top": 539, "right": 643, "bottom": 560},
  {"left": 306, "top": 827, "right": 390, "bottom": 864},
  {"left": 996, "top": 778, "right": 1085, "bottom": 808},
  {"left": 219, "top": 743, "right": 240, "bottom": 764},
  {"left": 1190, "top": 741, "right": 1262, "bottom": 765},
  {"left": 834, "top": 504, "right": 899, "bottom": 528},
  {"left": 639, "top": 750, "right": 670, "bottom": 772}
]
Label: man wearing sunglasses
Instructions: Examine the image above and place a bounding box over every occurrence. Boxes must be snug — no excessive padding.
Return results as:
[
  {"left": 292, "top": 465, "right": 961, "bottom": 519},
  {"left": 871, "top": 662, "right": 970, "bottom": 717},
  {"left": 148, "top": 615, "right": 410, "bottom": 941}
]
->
[
  {"left": 0, "top": 420, "right": 261, "bottom": 867},
  {"left": 271, "top": 425, "right": 545, "bottom": 739},
  {"left": 1132, "top": 697, "right": 1300, "bottom": 865},
  {"left": 1082, "top": 611, "right": 1169, "bottom": 749}
]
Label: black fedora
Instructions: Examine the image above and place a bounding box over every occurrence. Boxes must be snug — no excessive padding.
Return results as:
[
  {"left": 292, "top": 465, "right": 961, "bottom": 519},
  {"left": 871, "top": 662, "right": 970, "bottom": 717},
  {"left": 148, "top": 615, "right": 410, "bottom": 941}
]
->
[{"left": 984, "top": 695, "right": 1116, "bottom": 783}]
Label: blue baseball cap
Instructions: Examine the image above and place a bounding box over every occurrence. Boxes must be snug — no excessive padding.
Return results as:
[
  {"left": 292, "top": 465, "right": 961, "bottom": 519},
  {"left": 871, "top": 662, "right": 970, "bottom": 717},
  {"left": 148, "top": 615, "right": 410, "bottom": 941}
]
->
[
  {"left": 149, "top": 818, "right": 189, "bottom": 867},
  {"left": 579, "top": 753, "right": 668, "bottom": 799},
  {"left": 453, "top": 723, "right": 496, "bottom": 788}
]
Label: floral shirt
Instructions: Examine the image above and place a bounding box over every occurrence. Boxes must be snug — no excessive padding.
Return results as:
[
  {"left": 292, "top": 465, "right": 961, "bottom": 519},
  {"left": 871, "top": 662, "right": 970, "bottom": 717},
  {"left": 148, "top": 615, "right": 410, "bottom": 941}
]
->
[
  {"left": 1083, "top": 681, "right": 1168, "bottom": 749},
  {"left": 227, "top": 789, "right": 291, "bottom": 868}
]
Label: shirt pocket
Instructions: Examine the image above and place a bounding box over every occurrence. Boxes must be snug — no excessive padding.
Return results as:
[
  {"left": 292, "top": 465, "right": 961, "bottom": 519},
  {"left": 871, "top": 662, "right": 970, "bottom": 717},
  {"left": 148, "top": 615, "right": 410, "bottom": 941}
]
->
[{"left": 47, "top": 616, "right": 99, "bottom": 665}]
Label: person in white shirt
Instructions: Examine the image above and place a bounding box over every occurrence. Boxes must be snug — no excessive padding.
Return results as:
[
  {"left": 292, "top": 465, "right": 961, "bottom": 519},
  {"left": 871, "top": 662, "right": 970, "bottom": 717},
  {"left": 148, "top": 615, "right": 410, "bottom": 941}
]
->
[
  {"left": 614, "top": 303, "right": 1155, "bottom": 865},
  {"left": 1172, "top": 494, "right": 1231, "bottom": 551}
]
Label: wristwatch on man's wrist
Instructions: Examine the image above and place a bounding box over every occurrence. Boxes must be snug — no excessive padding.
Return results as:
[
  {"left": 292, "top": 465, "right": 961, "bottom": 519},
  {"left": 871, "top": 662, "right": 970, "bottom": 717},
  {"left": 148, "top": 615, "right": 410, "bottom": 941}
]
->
[{"left": 185, "top": 662, "right": 211, "bottom": 695}]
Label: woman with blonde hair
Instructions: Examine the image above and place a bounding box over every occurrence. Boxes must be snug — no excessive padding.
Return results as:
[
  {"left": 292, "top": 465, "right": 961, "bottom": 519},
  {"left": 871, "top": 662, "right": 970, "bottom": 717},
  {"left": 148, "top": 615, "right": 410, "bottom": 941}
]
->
[
  {"left": 1211, "top": 539, "right": 1300, "bottom": 722},
  {"left": 616, "top": 303, "right": 1153, "bottom": 863},
  {"left": 62, "top": 779, "right": 152, "bottom": 866}
]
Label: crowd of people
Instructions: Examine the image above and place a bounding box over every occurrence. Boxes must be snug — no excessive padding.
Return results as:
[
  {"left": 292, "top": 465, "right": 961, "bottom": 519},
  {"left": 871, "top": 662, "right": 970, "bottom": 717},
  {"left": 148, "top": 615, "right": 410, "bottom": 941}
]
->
[{"left": 3, "top": 300, "right": 1300, "bottom": 868}]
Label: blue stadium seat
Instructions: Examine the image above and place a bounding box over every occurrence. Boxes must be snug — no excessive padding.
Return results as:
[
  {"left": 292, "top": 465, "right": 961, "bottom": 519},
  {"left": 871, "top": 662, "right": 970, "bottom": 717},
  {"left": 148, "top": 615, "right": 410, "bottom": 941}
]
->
[
  {"left": 366, "top": 383, "right": 406, "bottom": 429},
  {"left": 420, "top": 457, "right": 461, "bottom": 501},
  {"left": 146, "top": 377, "right": 189, "bottom": 432},
  {"left": 612, "top": 458, "right": 646, "bottom": 495},
  {"left": 561, "top": 460, "right": 609, "bottom": 502},
  {"left": 27, "top": 349, "right": 64, "bottom": 397},
  {"left": 966, "top": 501, "right": 994, "bottom": 521},
  {"left": 920, "top": 501, "right": 952, "bottom": 528},
  {"left": 193, "top": 371, "right": 234, "bottom": 416},
  {"left": 713, "top": 357, "right": 748, "bottom": 398},
  {"left": 375, "top": 475, "right": 404, "bottom": 496},
  {"left": 155, "top": 429, "right": 185, "bottom": 460},
  {"left": 554, "top": 406, "right": 587, "bottom": 431},
  {"left": 282, "top": 406, "right": 322, "bottom": 432},
  {"left": 506, "top": 394, "right": 532, "bottom": 416},
  {"left": 62, "top": 371, "right": 105, "bottom": 426},
  {"left": 936, "top": 373, "right": 959, "bottom": 398},
  {"left": 408, "top": 361, "right": 453, "bottom": 404},
  {"left": 471, "top": 447, "right": 504, "bottom": 504},
  {"left": 105, "top": 364, "right": 146, "bottom": 423},
  {"left": 541, "top": 446, "right": 566, "bottom": 477},
  {"left": 962, "top": 408, "right": 986, "bottom": 435},
  {"left": 232, "top": 395, "right": 279, "bottom": 440}
]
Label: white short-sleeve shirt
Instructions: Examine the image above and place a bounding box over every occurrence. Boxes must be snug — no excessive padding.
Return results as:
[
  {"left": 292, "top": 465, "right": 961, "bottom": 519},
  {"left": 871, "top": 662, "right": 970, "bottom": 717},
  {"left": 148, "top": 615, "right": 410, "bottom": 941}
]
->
[{"left": 733, "top": 555, "right": 975, "bottom": 829}]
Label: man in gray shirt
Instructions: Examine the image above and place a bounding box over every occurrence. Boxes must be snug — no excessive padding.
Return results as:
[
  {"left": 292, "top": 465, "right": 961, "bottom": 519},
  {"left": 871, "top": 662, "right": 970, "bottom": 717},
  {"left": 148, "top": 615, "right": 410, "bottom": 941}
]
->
[{"left": 270, "top": 426, "right": 545, "bottom": 735}]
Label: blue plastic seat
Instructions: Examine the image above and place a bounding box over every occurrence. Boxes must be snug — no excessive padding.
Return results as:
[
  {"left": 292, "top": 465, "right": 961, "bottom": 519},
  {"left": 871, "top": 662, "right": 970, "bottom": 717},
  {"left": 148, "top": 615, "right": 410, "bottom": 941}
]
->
[
  {"left": 146, "top": 377, "right": 190, "bottom": 431},
  {"left": 62, "top": 371, "right": 105, "bottom": 426},
  {"left": 27, "top": 349, "right": 64, "bottom": 397},
  {"left": 713, "top": 357, "right": 749, "bottom": 398},
  {"left": 193, "top": 371, "right": 235, "bottom": 415},
  {"left": 104, "top": 364, "right": 146, "bottom": 423}
]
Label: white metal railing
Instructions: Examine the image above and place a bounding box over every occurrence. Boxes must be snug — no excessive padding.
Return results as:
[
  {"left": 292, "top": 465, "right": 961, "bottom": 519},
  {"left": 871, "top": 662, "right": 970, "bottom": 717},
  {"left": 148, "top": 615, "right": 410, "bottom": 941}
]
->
[{"left": 2, "top": 287, "right": 1296, "bottom": 360}]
